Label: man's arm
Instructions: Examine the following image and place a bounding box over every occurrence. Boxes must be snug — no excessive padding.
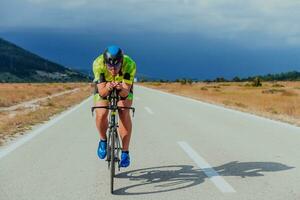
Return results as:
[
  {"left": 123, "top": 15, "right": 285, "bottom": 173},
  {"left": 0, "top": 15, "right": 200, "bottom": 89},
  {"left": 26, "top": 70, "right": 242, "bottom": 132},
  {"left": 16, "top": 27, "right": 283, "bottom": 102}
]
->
[
  {"left": 117, "top": 58, "right": 136, "bottom": 98},
  {"left": 117, "top": 82, "right": 131, "bottom": 98},
  {"left": 97, "top": 82, "right": 114, "bottom": 98}
]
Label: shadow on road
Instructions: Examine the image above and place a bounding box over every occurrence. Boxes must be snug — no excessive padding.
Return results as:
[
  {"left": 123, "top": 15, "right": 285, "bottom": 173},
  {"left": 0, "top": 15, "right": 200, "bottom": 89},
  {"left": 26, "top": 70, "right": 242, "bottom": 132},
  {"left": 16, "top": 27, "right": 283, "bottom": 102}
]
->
[{"left": 113, "top": 161, "right": 294, "bottom": 195}]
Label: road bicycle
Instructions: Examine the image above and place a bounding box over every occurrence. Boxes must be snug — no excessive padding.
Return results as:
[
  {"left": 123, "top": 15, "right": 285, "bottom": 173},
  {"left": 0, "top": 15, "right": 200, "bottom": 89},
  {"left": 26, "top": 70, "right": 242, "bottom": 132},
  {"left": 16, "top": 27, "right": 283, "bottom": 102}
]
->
[{"left": 91, "top": 88, "right": 135, "bottom": 194}]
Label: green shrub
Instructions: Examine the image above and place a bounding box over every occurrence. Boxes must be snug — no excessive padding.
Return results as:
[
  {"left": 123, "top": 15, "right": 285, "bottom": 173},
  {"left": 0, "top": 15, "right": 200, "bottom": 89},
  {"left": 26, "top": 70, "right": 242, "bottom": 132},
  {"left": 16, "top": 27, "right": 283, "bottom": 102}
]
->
[
  {"left": 252, "top": 77, "right": 262, "bottom": 87},
  {"left": 177, "top": 78, "right": 193, "bottom": 85},
  {"left": 232, "top": 76, "right": 241, "bottom": 82}
]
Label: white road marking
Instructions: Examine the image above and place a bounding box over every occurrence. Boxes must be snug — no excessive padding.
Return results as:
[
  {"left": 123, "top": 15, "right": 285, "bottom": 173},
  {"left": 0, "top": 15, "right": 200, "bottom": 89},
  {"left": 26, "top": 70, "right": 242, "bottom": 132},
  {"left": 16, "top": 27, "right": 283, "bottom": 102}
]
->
[
  {"left": 0, "top": 96, "right": 93, "bottom": 160},
  {"left": 144, "top": 106, "right": 154, "bottom": 114},
  {"left": 178, "top": 141, "right": 236, "bottom": 193}
]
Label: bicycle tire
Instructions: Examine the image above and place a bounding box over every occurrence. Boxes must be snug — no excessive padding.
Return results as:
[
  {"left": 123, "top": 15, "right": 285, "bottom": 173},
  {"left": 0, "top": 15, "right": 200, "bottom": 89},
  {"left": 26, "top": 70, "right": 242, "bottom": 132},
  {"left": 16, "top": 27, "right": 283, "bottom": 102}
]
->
[
  {"left": 110, "top": 124, "right": 116, "bottom": 194},
  {"left": 107, "top": 132, "right": 111, "bottom": 169}
]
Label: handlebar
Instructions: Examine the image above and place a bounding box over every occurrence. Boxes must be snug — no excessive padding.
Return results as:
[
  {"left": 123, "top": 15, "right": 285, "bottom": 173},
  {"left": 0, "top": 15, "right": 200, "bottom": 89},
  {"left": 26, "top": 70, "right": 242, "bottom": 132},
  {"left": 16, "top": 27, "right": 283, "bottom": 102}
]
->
[
  {"left": 91, "top": 85, "right": 135, "bottom": 117},
  {"left": 91, "top": 106, "right": 135, "bottom": 117}
]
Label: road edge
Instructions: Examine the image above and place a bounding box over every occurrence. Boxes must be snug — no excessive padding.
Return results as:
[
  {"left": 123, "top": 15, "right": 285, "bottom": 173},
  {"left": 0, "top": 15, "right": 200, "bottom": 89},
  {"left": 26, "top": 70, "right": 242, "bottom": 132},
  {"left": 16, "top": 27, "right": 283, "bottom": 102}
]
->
[{"left": 0, "top": 96, "right": 93, "bottom": 160}]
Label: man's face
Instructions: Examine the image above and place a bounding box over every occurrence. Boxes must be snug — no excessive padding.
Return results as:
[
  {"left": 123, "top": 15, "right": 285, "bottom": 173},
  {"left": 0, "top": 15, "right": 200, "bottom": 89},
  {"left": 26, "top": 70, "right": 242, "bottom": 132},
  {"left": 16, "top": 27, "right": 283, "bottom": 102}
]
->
[
  {"left": 106, "top": 61, "right": 122, "bottom": 76},
  {"left": 107, "top": 66, "right": 121, "bottom": 76}
]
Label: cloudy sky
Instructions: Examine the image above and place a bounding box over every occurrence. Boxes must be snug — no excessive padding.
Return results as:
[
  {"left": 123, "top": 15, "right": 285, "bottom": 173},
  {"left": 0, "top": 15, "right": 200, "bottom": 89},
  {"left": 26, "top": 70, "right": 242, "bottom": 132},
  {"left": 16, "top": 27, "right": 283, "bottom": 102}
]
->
[{"left": 1, "top": 0, "right": 300, "bottom": 79}]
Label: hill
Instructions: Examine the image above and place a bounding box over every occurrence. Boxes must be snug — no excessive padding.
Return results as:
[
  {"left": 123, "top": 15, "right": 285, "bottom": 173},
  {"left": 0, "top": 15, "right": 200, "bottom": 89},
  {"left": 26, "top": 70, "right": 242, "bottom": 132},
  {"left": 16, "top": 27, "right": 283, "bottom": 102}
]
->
[{"left": 0, "top": 38, "right": 90, "bottom": 82}]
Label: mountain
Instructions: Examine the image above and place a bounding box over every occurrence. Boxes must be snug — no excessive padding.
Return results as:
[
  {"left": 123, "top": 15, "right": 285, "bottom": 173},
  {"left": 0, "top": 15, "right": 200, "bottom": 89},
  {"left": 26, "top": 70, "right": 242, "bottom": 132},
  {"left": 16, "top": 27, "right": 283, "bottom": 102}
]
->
[{"left": 0, "top": 38, "right": 90, "bottom": 82}]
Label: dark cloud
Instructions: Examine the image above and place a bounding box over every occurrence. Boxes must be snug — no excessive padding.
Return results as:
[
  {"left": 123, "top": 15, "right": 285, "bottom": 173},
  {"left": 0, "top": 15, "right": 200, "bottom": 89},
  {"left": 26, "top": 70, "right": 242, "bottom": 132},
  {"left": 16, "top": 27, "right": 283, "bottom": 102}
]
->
[{"left": 1, "top": 0, "right": 300, "bottom": 79}]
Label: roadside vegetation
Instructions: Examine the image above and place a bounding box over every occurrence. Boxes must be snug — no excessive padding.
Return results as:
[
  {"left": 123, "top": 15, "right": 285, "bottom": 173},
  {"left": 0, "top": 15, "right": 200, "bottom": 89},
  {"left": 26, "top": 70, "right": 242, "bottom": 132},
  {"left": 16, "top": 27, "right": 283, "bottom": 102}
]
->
[
  {"left": 0, "top": 83, "right": 87, "bottom": 107},
  {"left": 138, "top": 71, "right": 300, "bottom": 83},
  {"left": 0, "top": 83, "right": 91, "bottom": 145},
  {"left": 139, "top": 80, "right": 300, "bottom": 126}
]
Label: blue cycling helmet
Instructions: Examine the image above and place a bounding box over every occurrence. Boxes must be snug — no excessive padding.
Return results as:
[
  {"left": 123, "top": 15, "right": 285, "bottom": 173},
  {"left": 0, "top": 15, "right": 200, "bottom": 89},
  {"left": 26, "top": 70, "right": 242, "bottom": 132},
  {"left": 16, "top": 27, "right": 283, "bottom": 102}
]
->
[{"left": 103, "top": 45, "right": 124, "bottom": 68}]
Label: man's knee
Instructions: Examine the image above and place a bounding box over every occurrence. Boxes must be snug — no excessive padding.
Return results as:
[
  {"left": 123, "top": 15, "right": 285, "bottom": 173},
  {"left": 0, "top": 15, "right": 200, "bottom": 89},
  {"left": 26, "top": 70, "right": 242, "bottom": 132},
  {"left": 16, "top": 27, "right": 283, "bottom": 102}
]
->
[
  {"left": 119, "top": 109, "right": 130, "bottom": 119},
  {"left": 118, "top": 99, "right": 132, "bottom": 115},
  {"left": 94, "top": 101, "right": 109, "bottom": 122},
  {"left": 96, "top": 110, "right": 108, "bottom": 122}
]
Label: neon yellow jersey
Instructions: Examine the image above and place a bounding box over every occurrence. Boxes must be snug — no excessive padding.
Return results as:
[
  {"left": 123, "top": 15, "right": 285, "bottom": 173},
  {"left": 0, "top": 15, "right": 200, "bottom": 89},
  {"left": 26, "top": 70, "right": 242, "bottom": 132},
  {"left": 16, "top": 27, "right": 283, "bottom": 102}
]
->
[{"left": 93, "top": 54, "right": 136, "bottom": 85}]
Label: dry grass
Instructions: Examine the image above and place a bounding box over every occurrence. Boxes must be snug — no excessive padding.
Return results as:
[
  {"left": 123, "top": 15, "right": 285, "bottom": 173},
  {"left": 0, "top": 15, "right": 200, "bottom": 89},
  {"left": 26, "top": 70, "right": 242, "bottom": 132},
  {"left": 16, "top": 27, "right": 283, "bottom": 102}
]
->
[
  {"left": 139, "top": 81, "right": 300, "bottom": 126},
  {"left": 0, "top": 83, "right": 91, "bottom": 145},
  {"left": 0, "top": 83, "right": 88, "bottom": 107}
]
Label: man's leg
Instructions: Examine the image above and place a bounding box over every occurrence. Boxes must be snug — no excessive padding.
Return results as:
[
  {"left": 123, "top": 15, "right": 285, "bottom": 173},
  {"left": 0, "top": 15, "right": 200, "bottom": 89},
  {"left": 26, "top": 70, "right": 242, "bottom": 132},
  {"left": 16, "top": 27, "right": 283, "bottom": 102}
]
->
[
  {"left": 95, "top": 100, "right": 109, "bottom": 140},
  {"left": 94, "top": 99, "right": 109, "bottom": 159},
  {"left": 117, "top": 99, "right": 133, "bottom": 151}
]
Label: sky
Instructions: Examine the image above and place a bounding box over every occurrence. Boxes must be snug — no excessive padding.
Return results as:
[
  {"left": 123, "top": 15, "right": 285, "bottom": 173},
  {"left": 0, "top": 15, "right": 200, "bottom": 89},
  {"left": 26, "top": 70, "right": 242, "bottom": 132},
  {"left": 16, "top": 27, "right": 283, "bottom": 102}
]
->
[{"left": 1, "top": 0, "right": 300, "bottom": 80}]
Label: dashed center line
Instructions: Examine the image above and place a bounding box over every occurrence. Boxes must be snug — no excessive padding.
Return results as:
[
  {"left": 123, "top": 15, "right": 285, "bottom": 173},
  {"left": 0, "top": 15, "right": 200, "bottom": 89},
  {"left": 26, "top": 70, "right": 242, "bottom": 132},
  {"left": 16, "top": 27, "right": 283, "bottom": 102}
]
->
[
  {"left": 144, "top": 106, "right": 154, "bottom": 114},
  {"left": 178, "top": 141, "right": 236, "bottom": 193}
]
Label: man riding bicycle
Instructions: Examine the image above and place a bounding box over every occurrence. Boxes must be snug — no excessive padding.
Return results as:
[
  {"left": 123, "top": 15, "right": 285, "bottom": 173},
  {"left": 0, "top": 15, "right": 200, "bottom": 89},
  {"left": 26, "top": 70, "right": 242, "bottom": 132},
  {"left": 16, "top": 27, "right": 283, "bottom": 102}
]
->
[{"left": 93, "top": 45, "right": 136, "bottom": 168}]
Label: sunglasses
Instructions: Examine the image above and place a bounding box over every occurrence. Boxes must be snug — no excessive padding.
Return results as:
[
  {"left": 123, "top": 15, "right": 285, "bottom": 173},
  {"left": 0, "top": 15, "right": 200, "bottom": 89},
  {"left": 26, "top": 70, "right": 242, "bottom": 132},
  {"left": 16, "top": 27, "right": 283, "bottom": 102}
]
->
[{"left": 106, "top": 62, "right": 122, "bottom": 69}]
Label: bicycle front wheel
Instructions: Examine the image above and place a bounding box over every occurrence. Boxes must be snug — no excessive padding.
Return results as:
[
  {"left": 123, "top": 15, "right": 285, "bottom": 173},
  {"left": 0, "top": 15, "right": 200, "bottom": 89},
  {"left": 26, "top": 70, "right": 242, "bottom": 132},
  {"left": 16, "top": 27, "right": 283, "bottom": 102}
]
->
[{"left": 110, "top": 128, "right": 115, "bottom": 194}]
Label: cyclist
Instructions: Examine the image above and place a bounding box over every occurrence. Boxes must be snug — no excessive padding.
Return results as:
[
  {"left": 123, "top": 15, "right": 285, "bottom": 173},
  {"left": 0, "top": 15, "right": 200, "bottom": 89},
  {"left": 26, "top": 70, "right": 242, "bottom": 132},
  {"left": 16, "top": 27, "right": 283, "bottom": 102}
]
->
[{"left": 93, "top": 45, "right": 136, "bottom": 168}]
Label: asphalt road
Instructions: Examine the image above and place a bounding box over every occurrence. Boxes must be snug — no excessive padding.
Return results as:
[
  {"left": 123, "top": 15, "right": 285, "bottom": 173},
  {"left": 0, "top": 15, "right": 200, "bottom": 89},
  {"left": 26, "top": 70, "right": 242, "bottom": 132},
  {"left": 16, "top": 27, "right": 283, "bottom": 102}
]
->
[{"left": 1, "top": 85, "right": 300, "bottom": 200}]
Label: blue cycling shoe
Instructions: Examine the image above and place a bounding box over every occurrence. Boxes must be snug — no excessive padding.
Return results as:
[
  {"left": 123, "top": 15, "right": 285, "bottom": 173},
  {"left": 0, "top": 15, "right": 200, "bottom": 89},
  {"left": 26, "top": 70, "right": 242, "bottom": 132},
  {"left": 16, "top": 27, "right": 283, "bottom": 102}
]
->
[
  {"left": 97, "top": 140, "right": 107, "bottom": 159},
  {"left": 120, "top": 151, "right": 130, "bottom": 168}
]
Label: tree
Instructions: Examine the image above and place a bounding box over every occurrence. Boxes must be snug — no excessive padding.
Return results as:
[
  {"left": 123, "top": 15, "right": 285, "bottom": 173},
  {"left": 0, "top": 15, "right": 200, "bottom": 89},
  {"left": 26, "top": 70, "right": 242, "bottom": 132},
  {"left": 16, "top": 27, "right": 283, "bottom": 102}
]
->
[
  {"left": 232, "top": 76, "right": 241, "bottom": 82},
  {"left": 214, "top": 77, "right": 227, "bottom": 82},
  {"left": 252, "top": 77, "right": 262, "bottom": 87}
]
